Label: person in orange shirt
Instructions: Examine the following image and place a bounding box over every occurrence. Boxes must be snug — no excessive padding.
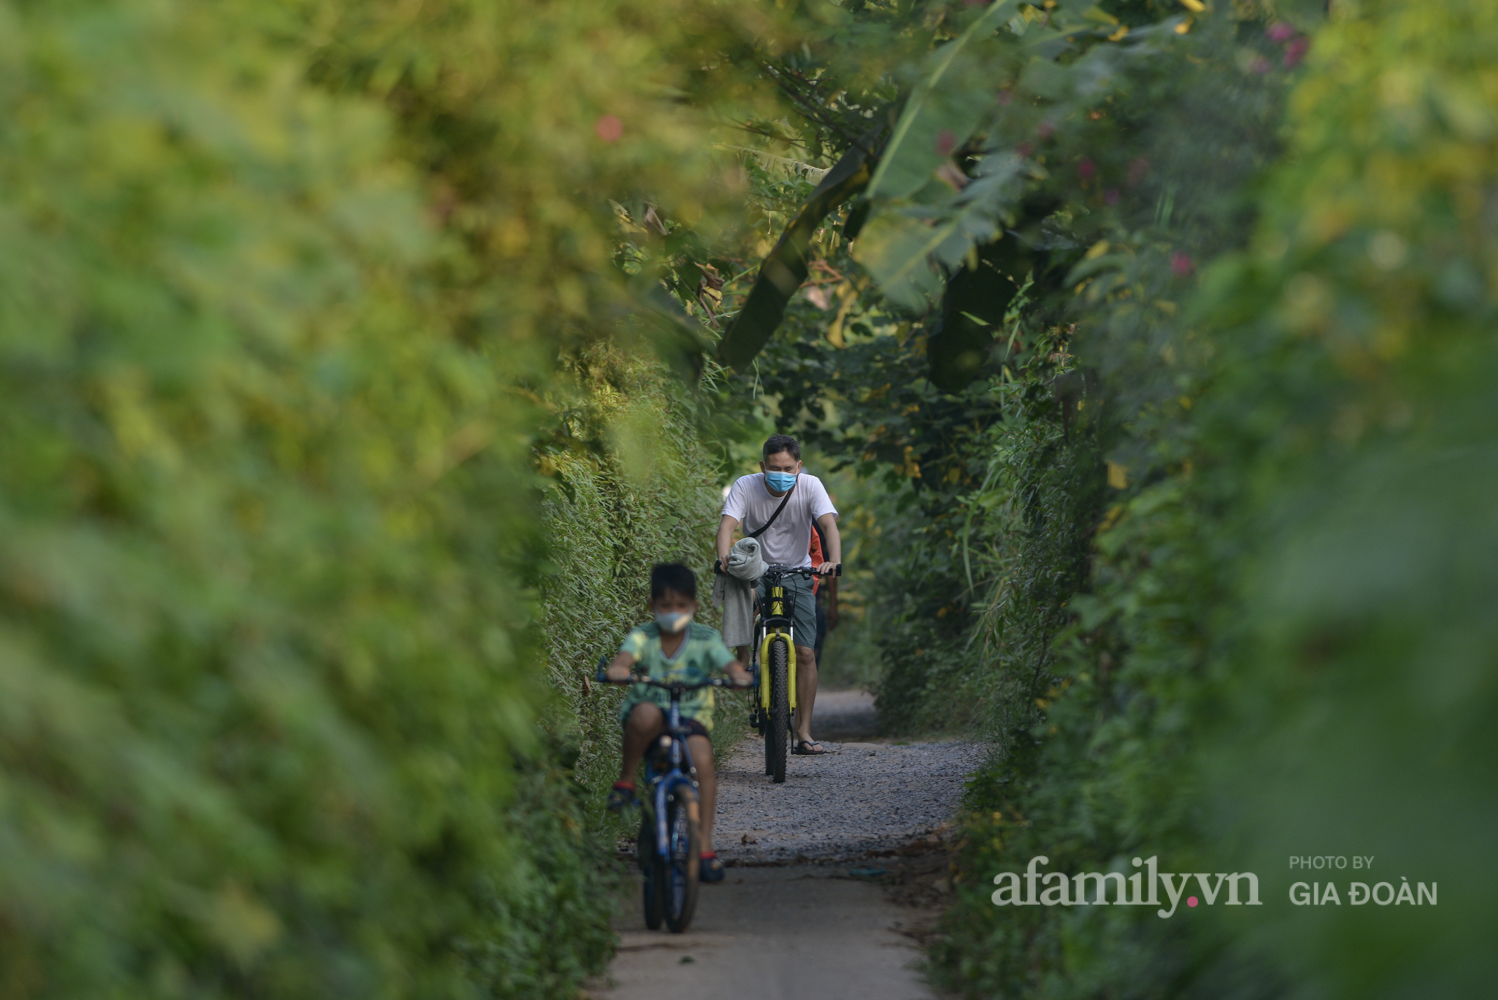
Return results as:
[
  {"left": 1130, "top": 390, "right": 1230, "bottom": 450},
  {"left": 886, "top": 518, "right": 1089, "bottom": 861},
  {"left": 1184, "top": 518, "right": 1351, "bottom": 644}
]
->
[{"left": 809, "top": 514, "right": 840, "bottom": 662}]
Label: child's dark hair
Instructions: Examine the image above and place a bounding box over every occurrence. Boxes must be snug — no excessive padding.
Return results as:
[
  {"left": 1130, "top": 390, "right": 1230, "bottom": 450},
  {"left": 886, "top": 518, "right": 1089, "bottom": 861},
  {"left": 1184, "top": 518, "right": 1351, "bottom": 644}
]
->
[{"left": 650, "top": 563, "right": 697, "bottom": 601}]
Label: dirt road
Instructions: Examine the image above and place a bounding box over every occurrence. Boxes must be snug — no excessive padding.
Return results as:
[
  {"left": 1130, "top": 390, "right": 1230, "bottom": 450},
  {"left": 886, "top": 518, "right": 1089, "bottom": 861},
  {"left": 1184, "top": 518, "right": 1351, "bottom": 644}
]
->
[{"left": 585, "top": 690, "right": 985, "bottom": 1000}]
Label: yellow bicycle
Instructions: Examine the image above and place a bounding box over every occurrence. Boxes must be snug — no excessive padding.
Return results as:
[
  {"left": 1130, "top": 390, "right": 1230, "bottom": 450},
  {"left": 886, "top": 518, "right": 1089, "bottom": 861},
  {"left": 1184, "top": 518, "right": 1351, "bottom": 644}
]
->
[{"left": 750, "top": 563, "right": 837, "bottom": 782}]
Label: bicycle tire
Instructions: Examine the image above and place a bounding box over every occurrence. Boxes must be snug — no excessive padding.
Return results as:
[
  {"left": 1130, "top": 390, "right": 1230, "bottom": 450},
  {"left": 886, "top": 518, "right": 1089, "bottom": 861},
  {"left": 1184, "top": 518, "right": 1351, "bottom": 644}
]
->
[
  {"left": 752, "top": 649, "right": 767, "bottom": 739},
  {"left": 761, "top": 674, "right": 772, "bottom": 773},
  {"left": 762, "top": 641, "right": 774, "bottom": 774},
  {"left": 767, "top": 638, "right": 790, "bottom": 784},
  {"left": 639, "top": 815, "right": 663, "bottom": 930},
  {"left": 662, "top": 787, "right": 701, "bottom": 933},
  {"left": 756, "top": 645, "right": 772, "bottom": 772}
]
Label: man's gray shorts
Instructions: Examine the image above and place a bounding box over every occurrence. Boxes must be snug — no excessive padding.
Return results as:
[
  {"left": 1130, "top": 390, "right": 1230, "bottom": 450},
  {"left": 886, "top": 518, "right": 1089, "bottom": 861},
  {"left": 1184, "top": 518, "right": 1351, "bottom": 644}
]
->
[{"left": 756, "top": 573, "right": 818, "bottom": 652}]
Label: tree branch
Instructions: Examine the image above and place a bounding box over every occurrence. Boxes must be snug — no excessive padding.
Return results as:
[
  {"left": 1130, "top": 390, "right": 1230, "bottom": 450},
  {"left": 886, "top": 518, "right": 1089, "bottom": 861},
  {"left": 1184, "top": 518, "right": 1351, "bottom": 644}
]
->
[{"left": 760, "top": 62, "right": 871, "bottom": 156}]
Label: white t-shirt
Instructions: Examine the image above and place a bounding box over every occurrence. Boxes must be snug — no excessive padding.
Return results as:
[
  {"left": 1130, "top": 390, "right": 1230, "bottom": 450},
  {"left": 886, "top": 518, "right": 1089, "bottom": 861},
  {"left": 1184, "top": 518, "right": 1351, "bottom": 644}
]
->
[{"left": 722, "top": 473, "right": 837, "bottom": 568}]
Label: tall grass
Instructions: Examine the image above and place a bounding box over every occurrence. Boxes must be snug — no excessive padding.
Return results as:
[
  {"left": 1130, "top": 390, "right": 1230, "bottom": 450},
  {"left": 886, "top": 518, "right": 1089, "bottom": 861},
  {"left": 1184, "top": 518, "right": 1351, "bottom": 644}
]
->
[{"left": 538, "top": 346, "right": 749, "bottom": 825}]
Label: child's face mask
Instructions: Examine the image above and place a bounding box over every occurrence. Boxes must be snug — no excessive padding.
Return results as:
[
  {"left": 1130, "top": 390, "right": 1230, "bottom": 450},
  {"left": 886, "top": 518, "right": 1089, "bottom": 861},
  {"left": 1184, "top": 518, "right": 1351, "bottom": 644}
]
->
[{"left": 655, "top": 611, "right": 693, "bottom": 634}]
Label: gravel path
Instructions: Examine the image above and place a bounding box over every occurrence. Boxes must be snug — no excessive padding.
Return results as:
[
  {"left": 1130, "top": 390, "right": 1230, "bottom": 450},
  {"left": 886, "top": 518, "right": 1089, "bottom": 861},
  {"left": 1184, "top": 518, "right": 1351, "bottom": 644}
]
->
[{"left": 714, "top": 690, "right": 987, "bottom": 865}]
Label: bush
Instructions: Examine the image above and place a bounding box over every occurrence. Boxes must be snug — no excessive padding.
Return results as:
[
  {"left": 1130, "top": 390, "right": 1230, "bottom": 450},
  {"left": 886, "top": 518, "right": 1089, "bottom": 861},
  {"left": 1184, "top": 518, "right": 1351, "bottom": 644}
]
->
[
  {"left": 920, "top": 2, "right": 1498, "bottom": 998},
  {"left": 0, "top": 2, "right": 755, "bottom": 997},
  {"left": 537, "top": 345, "right": 747, "bottom": 819},
  {"left": 0, "top": 4, "right": 542, "bottom": 994}
]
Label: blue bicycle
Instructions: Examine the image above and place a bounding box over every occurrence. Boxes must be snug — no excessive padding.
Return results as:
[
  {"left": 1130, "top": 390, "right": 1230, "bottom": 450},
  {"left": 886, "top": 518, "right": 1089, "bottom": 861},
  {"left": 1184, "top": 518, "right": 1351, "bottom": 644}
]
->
[{"left": 595, "top": 661, "right": 739, "bottom": 932}]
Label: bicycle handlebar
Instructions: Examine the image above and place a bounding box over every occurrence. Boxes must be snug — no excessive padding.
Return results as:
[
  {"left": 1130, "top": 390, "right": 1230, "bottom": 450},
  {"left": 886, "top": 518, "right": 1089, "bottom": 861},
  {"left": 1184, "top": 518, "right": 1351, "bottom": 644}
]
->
[
  {"left": 594, "top": 657, "right": 751, "bottom": 689},
  {"left": 713, "top": 561, "right": 842, "bottom": 577},
  {"left": 763, "top": 562, "right": 841, "bottom": 578}
]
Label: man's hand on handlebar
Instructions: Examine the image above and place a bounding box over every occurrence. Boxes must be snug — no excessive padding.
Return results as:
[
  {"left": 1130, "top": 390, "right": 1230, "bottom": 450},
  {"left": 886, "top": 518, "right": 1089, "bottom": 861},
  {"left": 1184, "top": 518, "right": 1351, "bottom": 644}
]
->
[
  {"left": 815, "top": 561, "right": 842, "bottom": 577},
  {"left": 726, "top": 661, "right": 753, "bottom": 688}
]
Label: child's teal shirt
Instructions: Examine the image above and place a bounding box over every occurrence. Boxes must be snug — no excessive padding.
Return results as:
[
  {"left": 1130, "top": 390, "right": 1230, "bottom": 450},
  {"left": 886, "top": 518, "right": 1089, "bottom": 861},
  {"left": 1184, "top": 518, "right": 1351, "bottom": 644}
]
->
[{"left": 618, "top": 621, "right": 736, "bottom": 733}]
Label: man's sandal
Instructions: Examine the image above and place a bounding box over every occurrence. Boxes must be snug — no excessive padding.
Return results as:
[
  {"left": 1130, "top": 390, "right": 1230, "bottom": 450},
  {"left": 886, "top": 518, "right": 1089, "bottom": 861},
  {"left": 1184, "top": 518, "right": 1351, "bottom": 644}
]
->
[
  {"left": 605, "top": 782, "right": 637, "bottom": 812},
  {"left": 699, "top": 852, "right": 725, "bottom": 883},
  {"left": 793, "top": 739, "right": 829, "bottom": 755}
]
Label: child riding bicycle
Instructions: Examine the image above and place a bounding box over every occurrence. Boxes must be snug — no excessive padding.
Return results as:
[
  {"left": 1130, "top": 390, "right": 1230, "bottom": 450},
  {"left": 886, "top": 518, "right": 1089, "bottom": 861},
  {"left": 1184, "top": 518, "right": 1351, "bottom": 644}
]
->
[{"left": 604, "top": 563, "right": 752, "bottom": 883}]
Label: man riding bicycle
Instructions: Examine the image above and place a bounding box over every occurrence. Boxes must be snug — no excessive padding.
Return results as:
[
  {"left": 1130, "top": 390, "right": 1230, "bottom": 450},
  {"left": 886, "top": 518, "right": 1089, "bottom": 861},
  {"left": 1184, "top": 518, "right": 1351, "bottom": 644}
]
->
[{"left": 717, "top": 434, "right": 841, "bottom": 755}]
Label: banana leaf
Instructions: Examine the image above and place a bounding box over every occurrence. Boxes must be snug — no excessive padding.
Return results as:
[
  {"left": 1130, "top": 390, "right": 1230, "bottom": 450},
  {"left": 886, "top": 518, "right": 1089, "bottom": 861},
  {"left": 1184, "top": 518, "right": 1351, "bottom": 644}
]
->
[{"left": 864, "top": 0, "right": 1021, "bottom": 202}]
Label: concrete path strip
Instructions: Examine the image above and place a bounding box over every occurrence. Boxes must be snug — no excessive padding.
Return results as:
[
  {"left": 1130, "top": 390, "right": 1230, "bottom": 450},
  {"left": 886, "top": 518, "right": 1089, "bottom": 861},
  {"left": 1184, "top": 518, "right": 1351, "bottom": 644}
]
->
[{"left": 586, "top": 866, "right": 933, "bottom": 1000}]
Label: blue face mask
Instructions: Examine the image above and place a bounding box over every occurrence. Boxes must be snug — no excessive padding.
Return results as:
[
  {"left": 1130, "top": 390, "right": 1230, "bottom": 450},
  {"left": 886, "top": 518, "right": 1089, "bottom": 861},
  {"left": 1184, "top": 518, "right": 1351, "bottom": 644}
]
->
[
  {"left": 764, "top": 470, "right": 798, "bottom": 493},
  {"left": 655, "top": 611, "right": 693, "bottom": 634}
]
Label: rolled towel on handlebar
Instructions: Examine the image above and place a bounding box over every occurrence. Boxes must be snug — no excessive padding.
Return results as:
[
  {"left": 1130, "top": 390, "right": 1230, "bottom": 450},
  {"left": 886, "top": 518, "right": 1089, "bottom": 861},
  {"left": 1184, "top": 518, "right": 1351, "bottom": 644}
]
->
[
  {"left": 712, "top": 537, "right": 764, "bottom": 648},
  {"left": 717, "top": 537, "right": 765, "bottom": 581}
]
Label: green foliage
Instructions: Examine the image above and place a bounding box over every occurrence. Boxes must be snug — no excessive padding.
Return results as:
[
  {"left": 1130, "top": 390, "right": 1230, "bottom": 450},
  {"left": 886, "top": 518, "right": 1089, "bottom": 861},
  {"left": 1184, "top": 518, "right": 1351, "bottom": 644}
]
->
[
  {"left": 1184, "top": 1, "right": 1498, "bottom": 991},
  {"left": 463, "top": 752, "right": 619, "bottom": 1000},
  {"left": 798, "top": 2, "right": 1498, "bottom": 999},
  {"left": 852, "top": 0, "right": 1178, "bottom": 313},
  {"left": 11, "top": 1, "right": 1493, "bottom": 997},
  {"left": 854, "top": 325, "right": 1104, "bottom": 737},
  {"left": 863, "top": 0, "right": 1020, "bottom": 203},
  {"left": 537, "top": 346, "right": 747, "bottom": 817},
  {"left": 0, "top": 4, "right": 535, "bottom": 995},
  {"left": 718, "top": 136, "right": 882, "bottom": 369},
  {"left": 732, "top": 2, "right": 1495, "bottom": 997},
  {"left": 0, "top": 1, "right": 772, "bottom": 997}
]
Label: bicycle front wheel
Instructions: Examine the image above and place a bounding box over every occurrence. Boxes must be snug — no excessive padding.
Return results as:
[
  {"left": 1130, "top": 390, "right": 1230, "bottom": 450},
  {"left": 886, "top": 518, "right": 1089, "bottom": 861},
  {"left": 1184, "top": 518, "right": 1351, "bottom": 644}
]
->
[
  {"left": 662, "top": 786, "right": 701, "bottom": 933},
  {"left": 639, "top": 814, "right": 663, "bottom": 930},
  {"left": 766, "top": 637, "right": 790, "bottom": 784}
]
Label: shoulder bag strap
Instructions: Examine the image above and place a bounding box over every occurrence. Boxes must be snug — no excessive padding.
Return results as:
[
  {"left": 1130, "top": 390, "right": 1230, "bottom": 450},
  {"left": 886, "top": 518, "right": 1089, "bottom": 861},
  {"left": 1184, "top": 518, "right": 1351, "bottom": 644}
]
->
[{"left": 745, "top": 480, "right": 796, "bottom": 539}]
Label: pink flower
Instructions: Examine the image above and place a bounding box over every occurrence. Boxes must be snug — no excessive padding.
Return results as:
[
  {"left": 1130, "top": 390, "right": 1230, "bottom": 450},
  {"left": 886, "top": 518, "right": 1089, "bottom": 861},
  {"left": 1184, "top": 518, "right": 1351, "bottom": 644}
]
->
[
  {"left": 594, "top": 115, "right": 624, "bottom": 142},
  {"left": 1266, "top": 22, "right": 1295, "bottom": 42},
  {"left": 1250, "top": 56, "right": 1272, "bottom": 74},
  {"left": 1104, "top": 188, "right": 1121, "bottom": 206},
  {"left": 1078, "top": 157, "right": 1097, "bottom": 182},
  {"left": 1170, "top": 252, "right": 1194, "bottom": 277},
  {"left": 934, "top": 129, "right": 957, "bottom": 156},
  {"left": 1283, "top": 37, "right": 1310, "bottom": 68}
]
